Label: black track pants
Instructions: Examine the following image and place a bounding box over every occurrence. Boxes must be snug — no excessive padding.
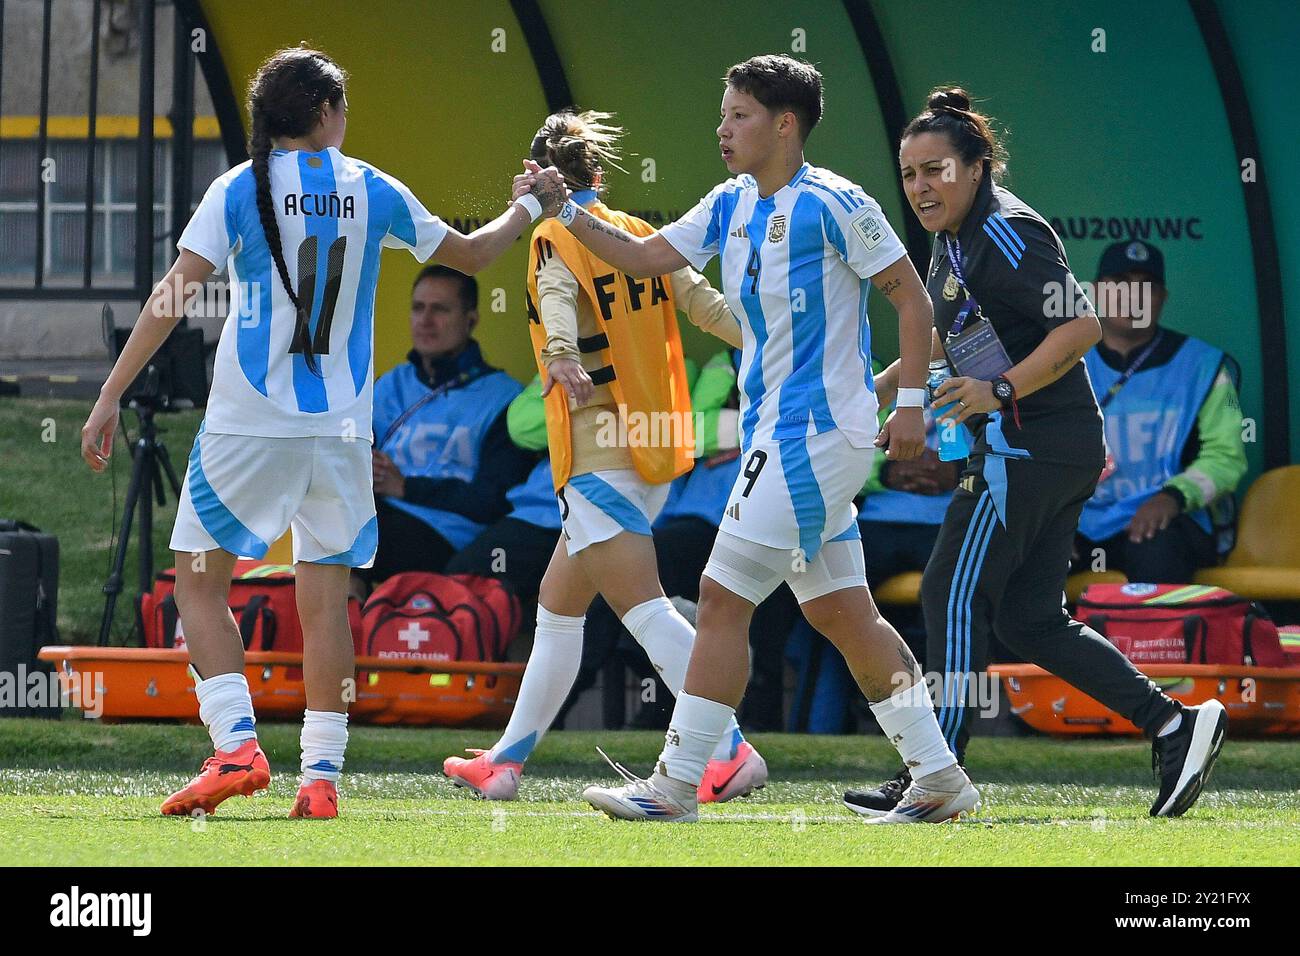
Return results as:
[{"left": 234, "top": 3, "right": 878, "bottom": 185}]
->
[{"left": 921, "top": 453, "right": 1179, "bottom": 762}]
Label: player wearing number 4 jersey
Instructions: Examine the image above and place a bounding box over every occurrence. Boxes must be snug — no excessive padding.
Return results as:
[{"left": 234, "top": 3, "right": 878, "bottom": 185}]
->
[
  {"left": 522, "top": 55, "right": 976, "bottom": 824},
  {"left": 81, "top": 47, "right": 565, "bottom": 820}
]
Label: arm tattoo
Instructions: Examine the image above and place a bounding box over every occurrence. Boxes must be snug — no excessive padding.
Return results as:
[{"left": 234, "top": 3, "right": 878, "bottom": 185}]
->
[
  {"left": 530, "top": 176, "right": 567, "bottom": 215},
  {"left": 1050, "top": 348, "right": 1078, "bottom": 375},
  {"left": 878, "top": 277, "right": 902, "bottom": 298},
  {"left": 897, "top": 641, "right": 919, "bottom": 678},
  {"left": 581, "top": 214, "right": 632, "bottom": 243}
]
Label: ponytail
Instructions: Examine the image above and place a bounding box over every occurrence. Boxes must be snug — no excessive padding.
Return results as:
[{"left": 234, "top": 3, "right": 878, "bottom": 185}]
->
[
  {"left": 529, "top": 109, "right": 626, "bottom": 193},
  {"left": 245, "top": 46, "right": 348, "bottom": 378},
  {"left": 249, "top": 111, "right": 316, "bottom": 375}
]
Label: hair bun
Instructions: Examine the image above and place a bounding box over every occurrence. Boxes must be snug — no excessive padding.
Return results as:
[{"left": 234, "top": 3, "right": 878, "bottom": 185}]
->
[{"left": 927, "top": 87, "right": 972, "bottom": 113}]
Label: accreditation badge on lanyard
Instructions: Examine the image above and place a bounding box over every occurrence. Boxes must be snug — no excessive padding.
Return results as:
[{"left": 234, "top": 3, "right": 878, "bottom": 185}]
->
[{"left": 942, "top": 235, "right": 1014, "bottom": 382}]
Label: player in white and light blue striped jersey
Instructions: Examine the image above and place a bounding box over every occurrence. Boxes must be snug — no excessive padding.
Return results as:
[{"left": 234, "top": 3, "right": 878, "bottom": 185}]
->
[
  {"left": 661, "top": 162, "right": 904, "bottom": 455},
  {"left": 81, "top": 47, "right": 565, "bottom": 820},
  {"left": 537, "top": 54, "right": 978, "bottom": 824},
  {"left": 179, "top": 147, "right": 447, "bottom": 441}
]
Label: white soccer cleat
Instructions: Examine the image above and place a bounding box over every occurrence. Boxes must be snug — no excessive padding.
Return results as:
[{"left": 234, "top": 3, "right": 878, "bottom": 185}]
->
[
  {"left": 862, "top": 765, "right": 980, "bottom": 824},
  {"left": 582, "top": 749, "right": 699, "bottom": 823}
]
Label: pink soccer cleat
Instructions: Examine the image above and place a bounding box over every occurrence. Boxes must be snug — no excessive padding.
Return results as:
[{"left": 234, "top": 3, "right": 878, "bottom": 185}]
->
[
  {"left": 698, "top": 740, "right": 768, "bottom": 804},
  {"left": 160, "top": 739, "right": 271, "bottom": 817},
  {"left": 290, "top": 779, "right": 339, "bottom": 819},
  {"left": 443, "top": 748, "right": 523, "bottom": 800}
]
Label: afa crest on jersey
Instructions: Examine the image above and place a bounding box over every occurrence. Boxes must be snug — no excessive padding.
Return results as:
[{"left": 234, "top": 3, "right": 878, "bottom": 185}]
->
[{"left": 767, "top": 214, "right": 788, "bottom": 243}]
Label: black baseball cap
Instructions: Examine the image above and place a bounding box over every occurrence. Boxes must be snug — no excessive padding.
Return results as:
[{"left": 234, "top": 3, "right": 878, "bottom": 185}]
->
[{"left": 1097, "top": 240, "right": 1165, "bottom": 285}]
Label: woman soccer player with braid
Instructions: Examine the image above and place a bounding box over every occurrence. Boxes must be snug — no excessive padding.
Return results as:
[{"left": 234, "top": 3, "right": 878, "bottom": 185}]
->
[{"left": 81, "top": 46, "right": 562, "bottom": 819}]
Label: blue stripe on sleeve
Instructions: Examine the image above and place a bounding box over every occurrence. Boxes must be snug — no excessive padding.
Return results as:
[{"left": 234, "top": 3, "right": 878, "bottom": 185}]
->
[
  {"left": 805, "top": 180, "right": 854, "bottom": 214},
  {"left": 989, "top": 213, "right": 1026, "bottom": 252},
  {"left": 982, "top": 221, "right": 1021, "bottom": 269},
  {"left": 712, "top": 186, "right": 740, "bottom": 264},
  {"left": 349, "top": 168, "right": 399, "bottom": 397},
  {"left": 387, "top": 180, "right": 417, "bottom": 247}
]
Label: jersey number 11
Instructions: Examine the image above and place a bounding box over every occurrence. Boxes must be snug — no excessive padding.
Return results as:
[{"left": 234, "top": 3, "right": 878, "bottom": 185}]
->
[{"left": 288, "top": 235, "right": 349, "bottom": 356}]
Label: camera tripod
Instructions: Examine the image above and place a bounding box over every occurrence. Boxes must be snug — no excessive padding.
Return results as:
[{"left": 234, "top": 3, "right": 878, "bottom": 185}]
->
[{"left": 97, "top": 395, "right": 184, "bottom": 646}]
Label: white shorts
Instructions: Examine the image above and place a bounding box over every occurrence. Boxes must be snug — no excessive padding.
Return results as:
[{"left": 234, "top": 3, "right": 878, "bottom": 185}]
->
[
  {"left": 704, "top": 528, "right": 867, "bottom": 606},
  {"left": 719, "top": 429, "right": 873, "bottom": 559},
  {"left": 559, "top": 469, "right": 670, "bottom": 556},
  {"left": 170, "top": 427, "right": 377, "bottom": 567}
]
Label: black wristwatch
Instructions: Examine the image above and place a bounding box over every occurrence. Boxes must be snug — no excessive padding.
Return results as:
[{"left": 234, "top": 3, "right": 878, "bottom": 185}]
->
[{"left": 991, "top": 375, "right": 1016, "bottom": 409}]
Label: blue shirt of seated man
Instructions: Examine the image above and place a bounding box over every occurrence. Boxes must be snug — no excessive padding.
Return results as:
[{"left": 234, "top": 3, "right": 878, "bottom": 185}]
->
[{"left": 364, "top": 265, "right": 533, "bottom": 584}]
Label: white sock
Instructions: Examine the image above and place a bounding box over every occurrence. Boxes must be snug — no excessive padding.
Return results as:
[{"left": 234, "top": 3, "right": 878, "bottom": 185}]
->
[
  {"left": 655, "top": 691, "right": 735, "bottom": 789},
  {"left": 1158, "top": 711, "right": 1183, "bottom": 737},
  {"left": 869, "top": 679, "right": 956, "bottom": 781},
  {"left": 194, "top": 672, "right": 257, "bottom": 753},
  {"left": 488, "top": 605, "right": 584, "bottom": 764},
  {"left": 621, "top": 597, "right": 744, "bottom": 762},
  {"left": 301, "top": 710, "right": 348, "bottom": 783}
]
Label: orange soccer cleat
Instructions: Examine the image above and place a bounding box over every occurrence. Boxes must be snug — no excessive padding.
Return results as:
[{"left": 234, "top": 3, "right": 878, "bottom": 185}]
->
[
  {"left": 160, "top": 739, "right": 271, "bottom": 816},
  {"left": 698, "top": 740, "right": 768, "bottom": 804},
  {"left": 290, "top": 779, "right": 339, "bottom": 819},
  {"left": 443, "top": 748, "right": 522, "bottom": 800}
]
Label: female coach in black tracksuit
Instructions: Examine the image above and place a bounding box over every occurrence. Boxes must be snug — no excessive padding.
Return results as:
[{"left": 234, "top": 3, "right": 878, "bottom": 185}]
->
[{"left": 852, "top": 88, "right": 1226, "bottom": 819}]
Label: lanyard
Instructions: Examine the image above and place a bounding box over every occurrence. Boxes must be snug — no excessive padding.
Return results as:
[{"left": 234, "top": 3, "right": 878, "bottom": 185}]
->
[
  {"left": 378, "top": 367, "right": 485, "bottom": 451},
  {"left": 1098, "top": 331, "right": 1164, "bottom": 410},
  {"left": 943, "top": 234, "right": 979, "bottom": 337}
]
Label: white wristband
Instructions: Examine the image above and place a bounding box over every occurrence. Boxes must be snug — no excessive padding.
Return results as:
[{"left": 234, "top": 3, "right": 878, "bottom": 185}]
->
[
  {"left": 557, "top": 199, "right": 580, "bottom": 227},
  {"left": 514, "top": 192, "right": 543, "bottom": 222},
  {"left": 896, "top": 387, "right": 927, "bottom": 408}
]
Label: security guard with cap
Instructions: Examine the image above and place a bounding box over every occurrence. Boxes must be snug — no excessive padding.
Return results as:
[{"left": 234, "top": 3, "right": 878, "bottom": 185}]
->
[
  {"left": 854, "top": 88, "right": 1227, "bottom": 820},
  {"left": 1076, "top": 239, "right": 1246, "bottom": 583}
]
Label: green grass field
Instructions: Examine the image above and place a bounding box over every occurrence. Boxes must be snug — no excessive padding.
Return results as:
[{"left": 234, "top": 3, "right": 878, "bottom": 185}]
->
[
  {"left": 0, "top": 398, "right": 203, "bottom": 644},
  {"left": 1, "top": 719, "right": 1296, "bottom": 866}
]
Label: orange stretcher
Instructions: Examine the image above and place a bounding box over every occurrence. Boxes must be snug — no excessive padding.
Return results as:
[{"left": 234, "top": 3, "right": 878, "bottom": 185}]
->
[
  {"left": 990, "top": 663, "right": 1300, "bottom": 737},
  {"left": 37, "top": 646, "right": 524, "bottom": 727}
]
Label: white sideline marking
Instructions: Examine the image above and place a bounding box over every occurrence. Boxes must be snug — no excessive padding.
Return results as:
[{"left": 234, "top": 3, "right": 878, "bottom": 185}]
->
[{"left": 412, "top": 807, "right": 893, "bottom": 824}]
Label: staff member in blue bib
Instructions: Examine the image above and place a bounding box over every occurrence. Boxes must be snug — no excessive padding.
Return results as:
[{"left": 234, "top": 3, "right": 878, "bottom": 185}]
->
[
  {"left": 358, "top": 265, "right": 533, "bottom": 592},
  {"left": 855, "top": 88, "right": 1226, "bottom": 819},
  {"left": 1076, "top": 240, "right": 1246, "bottom": 582}
]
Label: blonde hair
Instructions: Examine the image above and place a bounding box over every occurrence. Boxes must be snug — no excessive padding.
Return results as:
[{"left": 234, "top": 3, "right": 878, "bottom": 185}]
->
[{"left": 529, "top": 109, "right": 627, "bottom": 192}]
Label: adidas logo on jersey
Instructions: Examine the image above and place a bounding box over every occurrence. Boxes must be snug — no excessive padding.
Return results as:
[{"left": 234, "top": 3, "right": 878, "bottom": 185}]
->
[
  {"left": 726, "top": 502, "right": 741, "bottom": 521},
  {"left": 729, "top": 224, "right": 748, "bottom": 239}
]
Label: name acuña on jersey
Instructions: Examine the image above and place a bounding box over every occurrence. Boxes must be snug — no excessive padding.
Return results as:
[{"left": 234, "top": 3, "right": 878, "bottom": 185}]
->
[{"left": 283, "top": 191, "right": 356, "bottom": 219}]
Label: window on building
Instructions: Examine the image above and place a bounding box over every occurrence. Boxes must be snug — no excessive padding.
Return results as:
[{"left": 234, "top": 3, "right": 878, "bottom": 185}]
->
[{"left": 0, "top": 137, "right": 228, "bottom": 287}]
